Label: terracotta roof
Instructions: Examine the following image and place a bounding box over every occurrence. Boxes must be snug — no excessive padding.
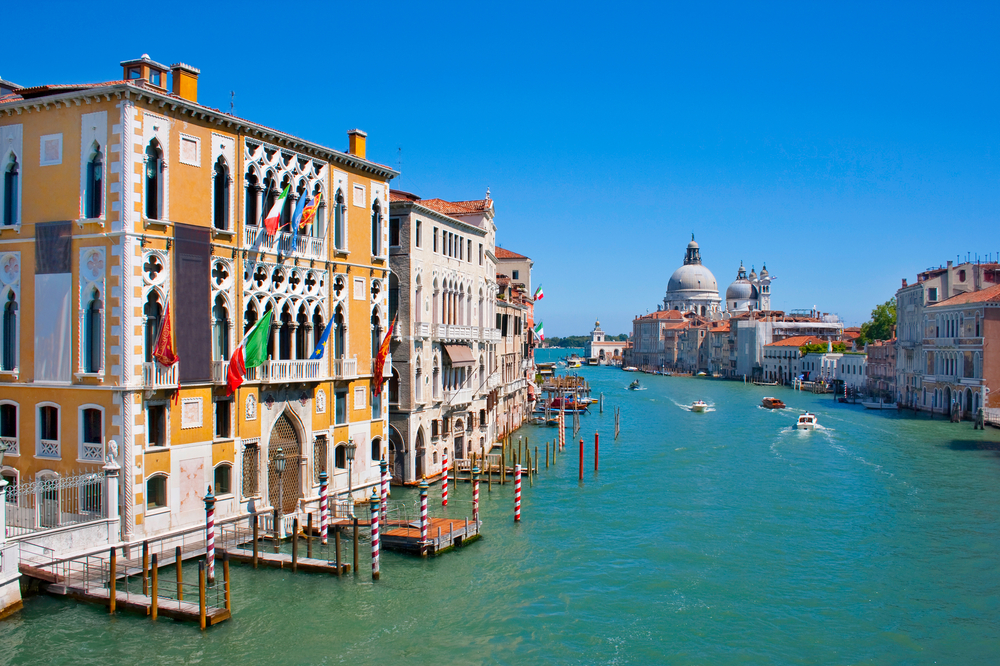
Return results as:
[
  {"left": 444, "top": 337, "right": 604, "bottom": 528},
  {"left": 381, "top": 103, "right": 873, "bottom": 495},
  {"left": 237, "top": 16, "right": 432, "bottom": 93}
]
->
[
  {"left": 637, "top": 310, "right": 687, "bottom": 321},
  {"left": 928, "top": 283, "right": 1000, "bottom": 307},
  {"left": 766, "top": 335, "right": 829, "bottom": 347},
  {"left": 842, "top": 330, "right": 861, "bottom": 340},
  {"left": 495, "top": 247, "right": 529, "bottom": 260},
  {"left": 14, "top": 79, "right": 133, "bottom": 99},
  {"left": 389, "top": 190, "right": 420, "bottom": 203},
  {"left": 420, "top": 198, "right": 492, "bottom": 216}
]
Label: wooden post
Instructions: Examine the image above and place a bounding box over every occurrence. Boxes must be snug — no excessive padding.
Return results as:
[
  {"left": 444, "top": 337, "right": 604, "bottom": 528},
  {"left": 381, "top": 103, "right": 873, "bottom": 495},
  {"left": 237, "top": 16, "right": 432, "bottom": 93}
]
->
[
  {"left": 353, "top": 517, "right": 359, "bottom": 576},
  {"left": 150, "top": 553, "right": 158, "bottom": 621},
  {"left": 292, "top": 517, "right": 299, "bottom": 573},
  {"left": 252, "top": 514, "right": 259, "bottom": 569},
  {"left": 176, "top": 546, "right": 184, "bottom": 601},
  {"left": 142, "top": 540, "right": 149, "bottom": 595},
  {"left": 335, "top": 526, "right": 342, "bottom": 576},
  {"left": 223, "top": 553, "right": 231, "bottom": 612},
  {"left": 535, "top": 446, "right": 538, "bottom": 473},
  {"left": 307, "top": 512, "right": 313, "bottom": 559},
  {"left": 527, "top": 449, "right": 532, "bottom": 486},
  {"left": 595, "top": 432, "right": 599, "bottom": 472},
  {"left": 579, "top": 438, "right": 584, "bottom": 481},
  {"left": 109, "top": 547, "right": 117, "bottom": 614},
  {"left": 546, "top": 442, "right": 549, "bottom": 469},
  {"left": 198, "top": 561, "right": 206, "bottom": 631}
]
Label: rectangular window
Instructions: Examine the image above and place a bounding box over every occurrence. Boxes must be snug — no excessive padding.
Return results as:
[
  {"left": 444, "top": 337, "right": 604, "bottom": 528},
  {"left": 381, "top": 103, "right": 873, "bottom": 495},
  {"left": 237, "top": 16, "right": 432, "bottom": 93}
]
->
[
  {"left": 433, "top": 228, "right": 438, "bottom": 252},
  {"left": 390, "top": 217, "right": 400, "bottom": 247},
  {"left": 468, "top": 239, "right": 472, "bottom": 262},
  {"left": 512, "top": 270, "right": 519, "bottom": 280},
  {"left": 242, "top": 443, "right": 259, "bottom": 497},
  {"left": 353, "top": 183, "right": 366, "bottom": 207},
  {"left": 149, "top": 69, "right": 162, "bottom": 87},
  {"left": 372, "top": 390, "right": 382, "bottom": 419},
  {"left": 82, "top": 408, "right": 101, "bottom": 444},
  {"left": 927, "top": 287, "right": 938, "bottom": 303},
  {"left": 148, "top": 404, "right": 167, "bottom": 447},
  {"left": 215, "top": 399, "right": 231, "bottom": 439},
  {"left": 335, "top": 391, "right": 347, "bottom": 425},
  {"left": 415, "top": 220, "right": 422, "bottom": 248},
  {"left": 458, "top": 236, "right": 463, "bottom": 260},
  {"left": 0, "top": 404, "right": 15, "bottom": 439},
  {"left": 479, "top": 243, "right": 483, "bottom": 265},
  {"left": 127, "top": 67, "right": 141, "bottom": 80}
]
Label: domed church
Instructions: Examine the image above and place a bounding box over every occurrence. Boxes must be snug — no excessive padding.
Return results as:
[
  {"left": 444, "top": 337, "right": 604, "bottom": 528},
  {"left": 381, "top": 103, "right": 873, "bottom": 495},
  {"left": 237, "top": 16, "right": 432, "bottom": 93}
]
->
[
  {"left": 661, "top": 235, "right": 723, "bottom": 318},
  {"left": 725, "top": 262, "right": 774, "bottom": 313}
]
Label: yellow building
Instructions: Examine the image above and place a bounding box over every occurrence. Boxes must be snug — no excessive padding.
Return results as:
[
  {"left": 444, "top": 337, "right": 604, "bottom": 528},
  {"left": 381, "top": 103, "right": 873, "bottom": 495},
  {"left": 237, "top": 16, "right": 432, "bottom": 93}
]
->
[{"left": 0, "top": 54, "right": 397, "bottom": 541}]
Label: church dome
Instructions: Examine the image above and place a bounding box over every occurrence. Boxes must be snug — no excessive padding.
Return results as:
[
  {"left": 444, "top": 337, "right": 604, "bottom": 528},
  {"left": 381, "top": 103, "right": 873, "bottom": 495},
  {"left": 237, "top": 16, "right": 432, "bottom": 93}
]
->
[
  {"left": 667, "top": 264, "right": 719, "bottom": 294},
  {"left": 759, "top": 264, "right": 768, "bottom": 279},
  {"left": 726, "top": 279, "right": 757, "bottom": 302}
]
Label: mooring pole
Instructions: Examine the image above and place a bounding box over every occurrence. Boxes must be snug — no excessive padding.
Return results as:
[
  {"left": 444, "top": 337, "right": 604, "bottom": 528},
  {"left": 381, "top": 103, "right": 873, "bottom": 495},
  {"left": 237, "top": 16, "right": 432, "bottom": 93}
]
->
[
  {"left": 442, "top": 452, "right": 449, "bottom": 506},
  {"left": 514, "top": 464, "right": 522, "bottom": 522},
  {"left": 595, "top": 432, "right": 599, "bottom": 472},
  {"left": 223, "top": 552, "right": 231, "bottom": 612},
  {"left": 353, "top": 517, "right": 359, "bottom": 576},
  {"left": 472, "top": 466, "right": 480, "bottom": 523},
  {"left": 292, "top": 517, "right": 299, "bottom": 574},
  {"left": 176, "top": 545, "right": 184, "bottom": 601},
  {"left": 109, "top": 547, "right": 117, "bottom": 614},
  {"left": 150, "top": 553, "right": 158, "bottom": 621},
  {"left": 319, "top": 471, "right": 329, "bottom": 545},
  {"left": 252, "top": 515, "right": 259, "bottom": 569},
  {"left": 198, "top": 561, "right": 207, "bottom": 631},
  {"left": 370, "top": 489, "right": 380, "bottom": 581},
  {"left": 579, "top": 438, "right": 584, "bottom": 481},
  {"left": 204, "top": 486, "right": 216, "bottom": 584},
  {"left": 142, "top": 540, "right": 149, "bottom": 595},
  {"left": 306, "top": 512, "right": 313, "bottom": 559},
  {"left": 419, "top": 478, "right": 429, "bottom": 558}
]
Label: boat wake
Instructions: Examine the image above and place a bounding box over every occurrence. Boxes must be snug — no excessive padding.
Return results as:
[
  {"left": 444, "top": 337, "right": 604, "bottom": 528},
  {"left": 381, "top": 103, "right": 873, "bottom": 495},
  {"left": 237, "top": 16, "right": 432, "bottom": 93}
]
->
[{"left": 670, "top": 398, "right": 716, "bottom": 413}]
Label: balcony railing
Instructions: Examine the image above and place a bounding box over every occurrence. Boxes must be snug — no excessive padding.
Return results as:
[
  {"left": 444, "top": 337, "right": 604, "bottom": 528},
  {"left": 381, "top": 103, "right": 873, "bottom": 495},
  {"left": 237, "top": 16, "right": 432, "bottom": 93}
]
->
[
  {"left": 414, "top": 322, "right": 430, "bottom": 339},
  {"left": 444, "top": 387, "right": 473, "bottom": 406},
  {"left": 332, "top": 356, "right": 358, "bottom": 380},
  {"left": 244, "top": 225, "right": 326, "bottom": 260},
  {"left": 143, "top": 361, "right": 178, "bottom": 389},
  {"left": 213, "top": 359, "right": 326, "bottom": 383},
  {"left": 0, "top": 437, "right": 17, "bottom": 456}
]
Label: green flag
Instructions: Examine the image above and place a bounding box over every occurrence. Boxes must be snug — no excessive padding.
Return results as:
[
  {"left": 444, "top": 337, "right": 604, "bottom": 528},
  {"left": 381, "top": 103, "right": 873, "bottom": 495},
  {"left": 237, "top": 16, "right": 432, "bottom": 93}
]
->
[{"left": 244, "top": 309, "right": 273, "bottom": 368}]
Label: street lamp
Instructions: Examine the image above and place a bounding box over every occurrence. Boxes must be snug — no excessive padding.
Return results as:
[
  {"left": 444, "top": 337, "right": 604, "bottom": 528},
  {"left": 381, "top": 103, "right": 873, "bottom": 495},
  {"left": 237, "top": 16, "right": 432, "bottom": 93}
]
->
[
  {"left": 274, "top": 447, "right": 286, "bottom": 551},
  {"left": 345, "top": 439, "right": 357, "bottom": 518}
]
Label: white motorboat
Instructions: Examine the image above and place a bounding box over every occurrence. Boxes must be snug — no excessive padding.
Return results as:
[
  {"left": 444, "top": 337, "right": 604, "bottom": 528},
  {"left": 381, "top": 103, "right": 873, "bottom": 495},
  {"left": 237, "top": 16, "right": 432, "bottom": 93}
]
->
[
  {"left": 691, "top": 400, "right": 708, "bottom": 412},
  {"left": 623, "top": 366, "right": 638, "bottom": 372},
  {"left": 861, "top": 400, "right": 897, "bottom": 410},
  {"left": 795, "top": 413, "right": 818, "bottom": 430}
]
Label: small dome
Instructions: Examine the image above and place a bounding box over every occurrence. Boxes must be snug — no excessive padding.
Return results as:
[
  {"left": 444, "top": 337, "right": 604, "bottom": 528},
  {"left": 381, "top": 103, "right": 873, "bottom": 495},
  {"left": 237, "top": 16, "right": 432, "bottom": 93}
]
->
[
  {"left": 759, "top": 264, "right": 769, "bottom": 278},
  {"left": 749, "top": 266, "right": 758, "bottom": 281},
  {"left": 687, "top": 239, "right": 699, "bottom": 250}
]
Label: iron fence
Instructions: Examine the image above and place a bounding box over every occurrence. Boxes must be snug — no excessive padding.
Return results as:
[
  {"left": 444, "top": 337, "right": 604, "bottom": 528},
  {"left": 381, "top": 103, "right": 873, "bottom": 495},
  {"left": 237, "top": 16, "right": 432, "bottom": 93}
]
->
[{"left": 5, "top": 471, "right": 106, "bottom": 536}]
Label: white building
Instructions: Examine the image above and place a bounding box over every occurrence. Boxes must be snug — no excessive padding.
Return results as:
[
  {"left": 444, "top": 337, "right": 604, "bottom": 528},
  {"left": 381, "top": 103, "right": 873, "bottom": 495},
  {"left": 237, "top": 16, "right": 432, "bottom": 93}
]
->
[
  {"left": 584, "top": 320, "right": 627, "bottom": 365},
  {"left": 661, "top": 236, "right": 723, "bottom": 318},
  {"left": 725, "top": 262, "right": 775, "bottom": 313}
]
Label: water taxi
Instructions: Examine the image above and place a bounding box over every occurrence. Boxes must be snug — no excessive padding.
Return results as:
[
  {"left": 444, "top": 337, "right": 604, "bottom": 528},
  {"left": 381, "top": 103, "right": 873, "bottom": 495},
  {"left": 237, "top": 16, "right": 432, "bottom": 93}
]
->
[
  {"left": 623, "top": 366, "right": 638, "bottom": 372},
  {"left": 628, "top": 379, "right": 641, "bottom": 390},
  {"left": 761, "top": 397, "right": 786, "bottom": 409},
  {"left": 691, "top": 400, "right": 708, "bottom": 412},
  {"left": 795, "top": 413, "right": 818, "bottom": 430}
]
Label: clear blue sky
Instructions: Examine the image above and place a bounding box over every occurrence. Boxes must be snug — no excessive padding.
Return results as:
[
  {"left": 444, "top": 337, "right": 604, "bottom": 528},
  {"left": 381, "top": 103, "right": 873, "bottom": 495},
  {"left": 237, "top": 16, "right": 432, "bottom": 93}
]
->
[{"left": 5, "top": 2, "right": 997, "bottom": 336}]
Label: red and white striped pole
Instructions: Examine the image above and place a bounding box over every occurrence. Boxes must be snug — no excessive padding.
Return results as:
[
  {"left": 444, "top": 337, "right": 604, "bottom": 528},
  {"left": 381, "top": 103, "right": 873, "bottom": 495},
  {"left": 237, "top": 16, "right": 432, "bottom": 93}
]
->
[
  {"left": 514, "top": 464, "right": 521, "bottom": 522},
  {"left": 419, "top": 478, "right": 429, "bottom": 555},
  {"left": 380, "top": 457, "right": 389, "bottom": 523},
  {"left": 319, "top": 471, "right": 329, "bottom": 545},
  {"left": 472, "top": 465, "right": 480, "bottom": 523},
  {"left": 441, "top": 452, "right": 449, "bottom": 506},
  {"left": 369, "top": 489, "right": 380, "bottom": 580},
  {"left": 204, "top": 486, "right": 216, "bottom": 584}
]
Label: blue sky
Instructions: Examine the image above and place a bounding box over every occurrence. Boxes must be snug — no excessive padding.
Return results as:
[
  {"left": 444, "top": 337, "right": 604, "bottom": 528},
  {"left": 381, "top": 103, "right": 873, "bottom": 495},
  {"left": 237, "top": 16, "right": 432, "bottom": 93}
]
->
[{"left": 5, "top": 2, "right": 997, "bottom": 335}]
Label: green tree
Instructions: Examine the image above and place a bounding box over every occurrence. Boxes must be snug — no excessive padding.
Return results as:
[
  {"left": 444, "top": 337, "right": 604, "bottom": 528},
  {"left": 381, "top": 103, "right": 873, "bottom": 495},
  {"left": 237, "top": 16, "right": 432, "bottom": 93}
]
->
[{"left": 858, "top": 298, "right": 896, "bottom": 345}]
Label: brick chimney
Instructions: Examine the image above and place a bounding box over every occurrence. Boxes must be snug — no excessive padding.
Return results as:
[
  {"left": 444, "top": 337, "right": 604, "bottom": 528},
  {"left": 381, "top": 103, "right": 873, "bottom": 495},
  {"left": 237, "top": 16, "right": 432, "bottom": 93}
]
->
[
  {"left": 170, "top": 62, "right": 200, "bottom": 103},
  {"left": 902, "top": 278, "right": 907, "bottom": 288},
  {"left": 347, "top": 129, "right": 367, "bottom": 159}
]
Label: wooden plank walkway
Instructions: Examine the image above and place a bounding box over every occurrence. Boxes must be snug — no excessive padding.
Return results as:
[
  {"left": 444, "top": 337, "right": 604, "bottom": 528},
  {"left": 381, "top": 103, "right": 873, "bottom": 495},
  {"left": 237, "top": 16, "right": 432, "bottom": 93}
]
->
[
  {"left": 62, "top": 587, "right": 231, "bottom": 626},
  {"left": 227, "top": 548, "right": 351, "bottom": 574},
  {"left": 381, "top": 517, "right": 480, "bottom": 556}
]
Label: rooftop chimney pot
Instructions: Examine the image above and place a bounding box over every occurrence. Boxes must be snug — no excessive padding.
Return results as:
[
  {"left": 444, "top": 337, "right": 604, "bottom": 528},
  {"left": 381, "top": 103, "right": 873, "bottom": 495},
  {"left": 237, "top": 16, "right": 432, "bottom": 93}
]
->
[
  {"left": 347, "top": 129, "right": 367, "bottom": 159},
  {"left": 170, "top": 62, "right": 200, "bottom": 103}
]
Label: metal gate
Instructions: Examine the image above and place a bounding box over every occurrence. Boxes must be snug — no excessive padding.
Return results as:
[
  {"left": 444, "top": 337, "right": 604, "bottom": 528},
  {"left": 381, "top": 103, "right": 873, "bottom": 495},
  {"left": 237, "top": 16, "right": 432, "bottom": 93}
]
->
[{"left": 268, "top": 413, "right": 302, "bottom": 514}]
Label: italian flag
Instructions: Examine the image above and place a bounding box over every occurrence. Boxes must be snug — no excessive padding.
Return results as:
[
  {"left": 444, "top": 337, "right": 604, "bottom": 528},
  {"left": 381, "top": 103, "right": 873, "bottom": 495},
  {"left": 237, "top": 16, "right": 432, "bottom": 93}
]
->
[
  {"left": 263, "top": 185, "right": 289, "bottom": 235},
  {"left": 226, "top": 309, "right": 274, "bottom": 395},
  {"left": 533, "top": 285, "right": 544, "bottom": 300},
  {"left": 533, "top": 321, "right": 544, "bottom": 341}
]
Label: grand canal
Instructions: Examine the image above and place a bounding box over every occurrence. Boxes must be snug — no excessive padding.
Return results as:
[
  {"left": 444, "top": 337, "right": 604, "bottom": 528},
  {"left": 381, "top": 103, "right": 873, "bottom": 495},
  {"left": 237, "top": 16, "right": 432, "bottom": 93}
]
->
[{"left": 3, "top": 349, "right": 1000, "bottom": 664}]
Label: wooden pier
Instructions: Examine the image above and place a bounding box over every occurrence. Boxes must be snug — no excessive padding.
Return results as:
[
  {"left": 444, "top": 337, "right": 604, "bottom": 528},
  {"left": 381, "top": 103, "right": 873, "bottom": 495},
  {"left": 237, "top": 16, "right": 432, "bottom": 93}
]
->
[
  {"left": 227, "top": 548, "right": 350, "bottom": 574},
  {"left": 381, "top": 517, "right": 481, "bottom": 556}
]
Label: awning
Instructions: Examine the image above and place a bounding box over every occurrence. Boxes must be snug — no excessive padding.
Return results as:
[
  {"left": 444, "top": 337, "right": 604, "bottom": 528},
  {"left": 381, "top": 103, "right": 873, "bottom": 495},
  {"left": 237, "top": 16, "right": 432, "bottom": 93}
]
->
[{"left": 443, "top": 344, "right": 475, "bottom": 368}]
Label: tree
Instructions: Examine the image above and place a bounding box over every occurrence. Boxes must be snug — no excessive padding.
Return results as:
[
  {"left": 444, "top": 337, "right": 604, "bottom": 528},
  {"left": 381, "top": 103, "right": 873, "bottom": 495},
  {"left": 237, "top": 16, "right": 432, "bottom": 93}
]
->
[{"left": 859, "top": 298, "right": 896, "bottom": 345}]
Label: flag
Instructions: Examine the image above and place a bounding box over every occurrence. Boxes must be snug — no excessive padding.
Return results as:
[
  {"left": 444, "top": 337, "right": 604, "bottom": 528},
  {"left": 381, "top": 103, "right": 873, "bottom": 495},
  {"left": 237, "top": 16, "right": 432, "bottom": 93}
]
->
[
  {"left": 309, "top": 317, "right": 334, "bottom": 360},
  {"left": 263, "top": 185, "right": 289, "bottom": 235},
  {"left": 290, "top": 193, "right": 310, "bottom": 248},
  {"left": 533, "top": 285, "right": 544, "bottom": 301},
  {"left": 300, "top": 192, "right": 322, "bottom": 229},
  {"left": 226, "top": 309, "right": 274, "bottom": 395},
  {"left": 152, "top": 300, "right": 178, "bottom": 367},
  {"left": 533, "top": 321, "right": 544, "bottom": 341},
  {"left": 372, "top": 315, "right": 396, "bottom": 396}
]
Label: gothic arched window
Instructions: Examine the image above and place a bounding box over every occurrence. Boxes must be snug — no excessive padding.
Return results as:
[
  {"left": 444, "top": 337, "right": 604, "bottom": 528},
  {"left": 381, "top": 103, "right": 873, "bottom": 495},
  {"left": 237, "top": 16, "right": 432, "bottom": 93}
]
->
[
  {"left": 245, "top": 170, "right": 259, "bottom": 225},
  {"left": 213, "top": 157, "right": 230, "bottom": 230},
  {"left": 371, "top": 199, "right": 382, "bottom": 256},
  {"left": 1, "top": 291, "right": 17, "bottom": 371},
  {"left": 144, "top": 291, "right": 162, "bottom": 362},
  {"left": 85, "top": 144, "right": 103, "bottom": 219},
  {"left": 84, "top": 288, "right": 103, "bottom": 373},
  {"left": 213, "top": 295, "right": 230, "bottom": 361},
  {"left": 3, "top": 155, "right": 19, "bottom": 227},
  {"left": 334, "top": 189, "right": 346, "bottom": 250},
  {"left": 144, "top": 139, "right": 164, "bottom": 220}
]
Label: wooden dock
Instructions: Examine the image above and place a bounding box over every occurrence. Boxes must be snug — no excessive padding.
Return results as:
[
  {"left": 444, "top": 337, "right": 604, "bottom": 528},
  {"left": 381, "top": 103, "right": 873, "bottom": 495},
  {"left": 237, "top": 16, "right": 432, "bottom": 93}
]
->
[
  {"left": 381, "top": 517, "right": 480, "bottom": 556},
  {"left": 227, "top": 548, "right": 350, "bottom": 574}
]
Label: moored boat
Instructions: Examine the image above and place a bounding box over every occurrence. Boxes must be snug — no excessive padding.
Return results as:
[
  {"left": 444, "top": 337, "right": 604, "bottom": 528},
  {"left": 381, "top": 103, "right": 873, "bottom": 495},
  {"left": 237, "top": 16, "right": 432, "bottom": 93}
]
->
[
  {"left": 795, "top": 413, "right": 818, "bottom": 430},
  {"left": 762, "top": 397, "right": 786, "bottom": 409},
  {"left": 691, "top": 400, "right": 708, "bottom": 412},
  {"left": 861, "top": 400, "right": 897, "bottom": 410}
]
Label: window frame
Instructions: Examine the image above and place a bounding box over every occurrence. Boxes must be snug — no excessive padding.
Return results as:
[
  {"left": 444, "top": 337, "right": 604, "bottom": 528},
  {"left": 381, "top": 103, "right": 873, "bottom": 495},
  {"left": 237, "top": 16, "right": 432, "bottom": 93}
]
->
[
  {"left": 1, "top": 286, "right": 19, "bottom": 373},
  {"left": 146, "top": 473, "right": 168, "bottom": 512},
  {"left": 146, "top": 401, "right": 169, "bottom": 449},
  {"left": 0, "top": 400, "right": 18, "bottom": 457},
  {"left": 78, "top": 404, "right": 105, "bottom": 464},
  {"left": 2, "top": 152, "right": 20, "bottom": 228},
  {"left": 214, "top": 397, "right": 233, "bottom": 440},
  {"left": 214, "top": 463, "right": 233, "bottom": 497}
]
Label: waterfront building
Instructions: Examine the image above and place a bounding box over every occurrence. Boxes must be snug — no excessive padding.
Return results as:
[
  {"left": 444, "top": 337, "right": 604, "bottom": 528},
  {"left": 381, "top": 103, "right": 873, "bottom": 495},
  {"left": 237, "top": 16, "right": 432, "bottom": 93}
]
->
[
  {"left": 865, "top": 338, "right": 896, "bottom": 400},
  {"left": 724, "top": 262, "right": 774, "bottom": 313},
  {"left": 626, "top": 310, "right": 696, "bottom": 372},
  {"left": 0, "top": 54, "right": 395, "bottom": 543},
  {"left": 661, "top": 236, "right": 723, "bottom": 318},
  {"left": 495, "top": 272, "right": 535, "bottom": 439},
  {"left": 495, "top": 247, "right": 533, "bottom": 297},
  {"left": 705, "top": 320, "right": 731, "bottom": 376},
  {"left": 919, "top": 283, "right": 1000, "bottom": 417},
  {"left": 761, "top": 336, "right": 822, "bottom": 384},
  {"left": 584, "top": 320, "right": 626, "bottom": 365},
  {"left": 386, "top": 190, "right": 498, "bottom": 483},
  {"left": 733, "top": 311, "right": 844, "bottom": 379},
  {"left": 894, "top": 260, "right": 999, "bottom": 408}
]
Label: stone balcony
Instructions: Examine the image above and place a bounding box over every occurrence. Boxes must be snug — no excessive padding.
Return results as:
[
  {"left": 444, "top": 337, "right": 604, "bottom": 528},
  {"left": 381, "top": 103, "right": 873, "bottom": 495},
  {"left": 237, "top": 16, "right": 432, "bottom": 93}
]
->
[
  {"left": 444, "top": 387, "right": 473, "bottom": 406},
  {"left": 212, "top": 359, "right": 326, "bottom": 384},
  {"left": 244, "top": 225, "right": 326, "bottom": 261},
  {"left": 143, "top": 361, "right": 178, "bottom": 389}
]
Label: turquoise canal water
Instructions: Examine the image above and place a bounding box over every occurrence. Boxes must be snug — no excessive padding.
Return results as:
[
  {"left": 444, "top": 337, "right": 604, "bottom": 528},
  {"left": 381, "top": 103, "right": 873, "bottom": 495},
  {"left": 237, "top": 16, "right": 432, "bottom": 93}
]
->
[{"left": 4, "top": 348, "right": 1000, "bottom": 664}]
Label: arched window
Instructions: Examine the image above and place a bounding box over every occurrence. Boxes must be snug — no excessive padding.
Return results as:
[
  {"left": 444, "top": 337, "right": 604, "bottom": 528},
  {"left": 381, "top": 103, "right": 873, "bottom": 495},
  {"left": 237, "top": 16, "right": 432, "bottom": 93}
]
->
[
  {"left": 3, "top": 154, "right": 18, "bottom": 227},
  {"left": 389, "top": 273, "right": 399, "bottom": 323},
  {"left": 2, "top": 290, "right": 17, "bottom": 371},
  {"left": 415, "top": 358, "right": 423, "bottom": 402},
  {"left": 144, "top": 140, "right": 163, "bottom": 220},
  {"left": 213, "top": 157, "right": 230, "bottom": 230},
  {"left": 213, "top": 295, "right": 229, "bottom": 361},
  {"left": 262, "top": 172, "right": 277, "bottom": 221},
  {"left": 333, "top": 189, "right": 346, "bottom": 250},
  {"left": 84, "top": 288, "right": 102, "bottom": 373},
  {"left": 245, "top": 170, "right": 259, "bottom": 225},
  {"left": 432, "top": 358, "right": 441, "bottom": 400},
  {"left": 312, "top": 184, "right": 326, "bottom": 238},
  {"left": 214, "top": 463, "right": 232, "bottom": 496},
  {"left": 280, "top": 175, "right": 292, "bottom": 229},
  {"left": 414, "top": 278, "right": 423, "bottom": 324},
  {"left": 371, "top": 312, "right": 382, "bottom": 360},
  {"left": 333, "top": 306, "right": 346, "bottom": 359},
  {"left": 389, "top": 368, "right": 400, "bottom": 405},
  {"left": 335, "top": 444, "right": 347, "bottom": 469},
  {"left": 85, "top": 143, "right": 103, "bottom": 219},
  {"left": 295, "top": 304, "right": 309, "bottom": 360},
  {"left": 146, "top": 474, "right": 167, "bottom": 509},
  {"left": 371, "top": 199, "right": 382, "bottom": 256},
  {"left": 279, "top": 304, "right": 293, "bottom": 360},
  {"left": 371, "top": 436, "right": 381, "bottom": 461},
  {"left": 312, "top": 310, "right": 325, "bottom": 351},
  {"left": 143, "top": 291, "right": 162, "bottom": 363}
]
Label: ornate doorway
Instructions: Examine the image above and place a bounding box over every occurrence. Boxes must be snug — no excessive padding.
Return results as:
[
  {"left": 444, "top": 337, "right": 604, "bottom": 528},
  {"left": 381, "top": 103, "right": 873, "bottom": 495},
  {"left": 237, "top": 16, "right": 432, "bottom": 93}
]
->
[{"left": 268, "top": 412, "right": 302, "bottom": 514}]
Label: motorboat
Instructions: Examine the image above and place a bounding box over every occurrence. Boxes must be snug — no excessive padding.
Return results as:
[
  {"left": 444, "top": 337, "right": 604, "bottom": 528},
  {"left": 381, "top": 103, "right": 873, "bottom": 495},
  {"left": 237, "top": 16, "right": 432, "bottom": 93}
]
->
[
  {"left": 761, "top": 397, "right": 786, "bottom": 409},
  {"left": 691, "top": 400, "right": 708, "bottom": 412},
  {"left": 795, "top": 413, "right": 818, "bottom": 430},
  {"left": 623, "top": 366, "right": 638, "bottom": 372},
  {"left": 695, "top": 371, "right": 707, "bottom": 377},
  {"left": 568, "top": 361, "right": 583, "bottom": 369},
  {"left": 628, "top": 380, "right": 641, "bottom": 390},
  {"left": 861, "top": 400, "right": 897, "bottom": 410}
]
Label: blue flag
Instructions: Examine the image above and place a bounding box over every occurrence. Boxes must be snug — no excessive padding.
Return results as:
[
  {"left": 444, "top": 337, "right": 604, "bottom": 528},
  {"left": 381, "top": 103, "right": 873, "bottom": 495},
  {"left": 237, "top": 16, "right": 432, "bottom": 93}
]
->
[
  {"left": 309, "top": 318, "right": 335, "bottom": 360},
  {"left": 289, "top": 193, "right": 310, "bottom": 247}
]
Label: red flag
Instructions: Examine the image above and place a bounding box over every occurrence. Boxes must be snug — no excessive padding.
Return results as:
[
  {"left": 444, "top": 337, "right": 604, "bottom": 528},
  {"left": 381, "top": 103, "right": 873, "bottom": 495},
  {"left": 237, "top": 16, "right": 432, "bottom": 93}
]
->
[
  {"left": 153, "top": 301, "right": 178, "bottom": 367},
  {"left": 372, "top": 315, "right": 396, "bottom": 397}
]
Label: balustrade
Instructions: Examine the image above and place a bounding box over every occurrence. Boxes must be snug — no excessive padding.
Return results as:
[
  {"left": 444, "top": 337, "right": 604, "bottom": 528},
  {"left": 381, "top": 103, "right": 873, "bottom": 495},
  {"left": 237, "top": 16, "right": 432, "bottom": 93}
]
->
[{"left": 243, "top": 225, "right": 326, "bottom": 260}]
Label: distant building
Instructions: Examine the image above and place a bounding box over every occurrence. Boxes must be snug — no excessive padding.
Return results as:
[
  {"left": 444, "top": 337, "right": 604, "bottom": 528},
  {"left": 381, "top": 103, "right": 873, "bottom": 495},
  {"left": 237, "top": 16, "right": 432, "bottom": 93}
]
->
[
  {"left": 661, "top": 236, "right": 723, "bottom": 318},
  {"left": 865, "top": 338, "right": 896, "bottom": 400},
  {"left": 584, "top": 320, "right": 626, "bottom": 365},
  {"left": 725, "top": 262, "right": 774, "bottom": 313},
  {"left": 495, "top": 247, "right": 533, "bottom": 297}
]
